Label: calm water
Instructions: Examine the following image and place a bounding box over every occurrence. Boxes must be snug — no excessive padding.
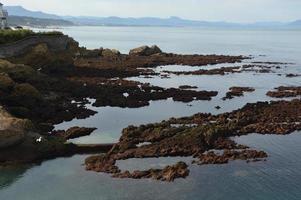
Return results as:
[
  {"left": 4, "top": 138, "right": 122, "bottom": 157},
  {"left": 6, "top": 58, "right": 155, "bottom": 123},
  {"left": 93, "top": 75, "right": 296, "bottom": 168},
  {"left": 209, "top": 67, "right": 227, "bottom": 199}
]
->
[{"left": 1, "top": 26, "right": 301, "bottom": 199}]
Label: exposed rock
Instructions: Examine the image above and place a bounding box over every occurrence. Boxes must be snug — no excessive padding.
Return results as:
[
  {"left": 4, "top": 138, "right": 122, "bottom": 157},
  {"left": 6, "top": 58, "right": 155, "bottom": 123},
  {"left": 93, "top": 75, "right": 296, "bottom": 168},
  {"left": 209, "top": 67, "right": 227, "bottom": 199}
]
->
[
  {"left": 222, "top": 87, "right": 255, "bottom": 100},
  {"left": 86, "top": 100, "right": 301, "bottom": 181},
  {"left": 54, "top": 127, "right": 97, "bottom": 140},
  {"left": 10, "top": 83, "right": 42, "bottom": 108},
  {"left": 0, "top": 33, "right": 78, "bottom": 59},
  {"left": 215, "top": 106, "right": 221, "bottom": 110},
  {"left": 0, "top": 59, "right": 97, "bottom": 126},
  {"left": 85, "top": 155, "right": 120, "bottom": 174},
  {"left": 68, "top": 77, "right": 218, "bottom": 108},
  {"left": 0, "top": 59, "right": 36, "bottom": 82},
  {"left": 163, "top": 64, "right": 285, "bottom": 77},
  {"left": 0, "top": 73, "right": 15, "bottom": 92},
  {"left": 75, "top": 53, "right": 246, "bottom": 72},
  {"left": 267, "top": 86, "right": 301, "bottom": 98},
  {"left": 0, "top": 108, "right": 109, "bottom": 165},
  {"left": 112, "top": 162, "right": 189, "bottom": 182},
  {"left": 164, "top": 66, "right": 241, "bottom": 76},
  {"left": 80, "top": 48, "right": 102, "bottom": 58},
  {"left": 0, "top": 106, "right": 32, "bottom": 148},
  {"left": 129, "top": 45, "right": 162, "bottom": 56},
  {"left": 101, "top": 48, "right": 121, "bottom": 57},
  {"left": 9, "top": 43, "right": 75, "bottom": 73},
  {"left": 179, "top": 85, "right": 198, "bottom": 90},
  {"left": 251, "top": 61, "right": 293, "bottom": 65},
  {"left": 196, "top": 150, "right": 267, "bottom": 165},
  {"left": 286, "top": 74, "right": 301, "bottom": 78}
]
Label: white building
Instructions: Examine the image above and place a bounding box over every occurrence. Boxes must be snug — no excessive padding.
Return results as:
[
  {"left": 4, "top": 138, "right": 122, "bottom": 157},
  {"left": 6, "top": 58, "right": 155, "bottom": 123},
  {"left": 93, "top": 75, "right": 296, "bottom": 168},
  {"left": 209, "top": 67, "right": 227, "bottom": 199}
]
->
[{"left": 0, "top": 2, "right": 8, "bottom": 29}]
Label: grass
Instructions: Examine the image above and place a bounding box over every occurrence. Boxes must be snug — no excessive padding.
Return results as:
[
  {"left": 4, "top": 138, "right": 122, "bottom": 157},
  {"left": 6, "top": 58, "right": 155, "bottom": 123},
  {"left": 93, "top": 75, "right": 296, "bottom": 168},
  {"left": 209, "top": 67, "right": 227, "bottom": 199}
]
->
[{"left": 0, "top": 29, "right": 63, "bottom": 45}]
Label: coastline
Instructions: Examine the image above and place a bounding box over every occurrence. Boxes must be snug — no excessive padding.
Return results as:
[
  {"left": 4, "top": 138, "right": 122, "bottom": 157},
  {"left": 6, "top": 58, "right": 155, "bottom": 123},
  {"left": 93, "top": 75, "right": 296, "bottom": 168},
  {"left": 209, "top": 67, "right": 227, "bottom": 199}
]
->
[{"left": 0, "top": 29, "right": 301, "bottom": 183}]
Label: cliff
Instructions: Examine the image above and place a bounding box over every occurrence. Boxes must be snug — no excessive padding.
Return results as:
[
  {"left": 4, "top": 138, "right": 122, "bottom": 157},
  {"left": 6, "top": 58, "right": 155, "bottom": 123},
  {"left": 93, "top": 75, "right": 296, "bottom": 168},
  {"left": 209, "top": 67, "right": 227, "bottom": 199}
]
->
[{"left": 0, "top": 34, "right": 78, "bottom": 59}]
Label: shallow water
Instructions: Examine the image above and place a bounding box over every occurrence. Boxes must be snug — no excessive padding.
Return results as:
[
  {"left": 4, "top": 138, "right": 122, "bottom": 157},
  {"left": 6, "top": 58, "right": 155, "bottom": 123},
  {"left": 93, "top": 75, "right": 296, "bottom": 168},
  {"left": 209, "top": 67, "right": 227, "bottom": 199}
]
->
[
  {"left": 1, "top": 132, "right": 301, "bottom": 200},
  {"left": 2, "top": 26, "right": 301, "bottom": 199}
]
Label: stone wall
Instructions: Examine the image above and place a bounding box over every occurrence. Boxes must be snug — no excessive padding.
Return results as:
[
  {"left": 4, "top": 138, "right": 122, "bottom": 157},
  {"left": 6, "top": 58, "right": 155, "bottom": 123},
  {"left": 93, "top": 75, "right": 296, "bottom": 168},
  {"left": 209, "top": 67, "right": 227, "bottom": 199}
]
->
[{"left": 0, "top": 35, "right": 75, "bottom": 58}]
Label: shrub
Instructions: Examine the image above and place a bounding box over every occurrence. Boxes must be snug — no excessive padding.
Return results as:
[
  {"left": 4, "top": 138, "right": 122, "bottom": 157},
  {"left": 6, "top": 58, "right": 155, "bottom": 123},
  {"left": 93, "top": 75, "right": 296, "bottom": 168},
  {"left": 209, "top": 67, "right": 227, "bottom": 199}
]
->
[{"left": 0, "top": 29, "right": 63, "bottom": 45}]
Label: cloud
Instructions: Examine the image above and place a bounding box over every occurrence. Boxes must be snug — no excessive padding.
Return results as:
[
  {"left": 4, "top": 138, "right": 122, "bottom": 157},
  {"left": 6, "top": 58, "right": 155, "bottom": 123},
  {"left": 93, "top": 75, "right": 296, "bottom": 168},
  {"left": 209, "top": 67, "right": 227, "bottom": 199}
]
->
[{"left": 2, "top": 0, "right": 301, "bottom": 22}]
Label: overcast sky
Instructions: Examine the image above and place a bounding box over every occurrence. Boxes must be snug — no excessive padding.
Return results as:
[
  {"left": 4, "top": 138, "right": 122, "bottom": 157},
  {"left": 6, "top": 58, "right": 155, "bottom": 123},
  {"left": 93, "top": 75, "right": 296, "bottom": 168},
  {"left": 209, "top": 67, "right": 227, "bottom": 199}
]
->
[{"left": 2, "top": 0, "right": 301, "bottom": 23}]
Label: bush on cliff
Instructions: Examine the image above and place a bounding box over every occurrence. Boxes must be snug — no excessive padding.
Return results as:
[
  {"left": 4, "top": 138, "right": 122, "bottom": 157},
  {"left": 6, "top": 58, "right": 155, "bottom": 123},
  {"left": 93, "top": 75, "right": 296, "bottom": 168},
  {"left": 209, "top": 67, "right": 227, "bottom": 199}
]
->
[{"left": 0, "top": 29, "right": 63, "bottom": 45}]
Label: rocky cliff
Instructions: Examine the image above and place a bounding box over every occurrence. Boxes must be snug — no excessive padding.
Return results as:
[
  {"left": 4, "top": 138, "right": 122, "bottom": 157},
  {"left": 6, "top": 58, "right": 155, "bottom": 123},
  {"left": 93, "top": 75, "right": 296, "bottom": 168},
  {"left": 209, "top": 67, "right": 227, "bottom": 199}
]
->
[
  {"left": 0, "top": 35, "right": 78, "bottom": 59},
  {"left": 0, "top": 106, "right": 32, "bottom": 148}
]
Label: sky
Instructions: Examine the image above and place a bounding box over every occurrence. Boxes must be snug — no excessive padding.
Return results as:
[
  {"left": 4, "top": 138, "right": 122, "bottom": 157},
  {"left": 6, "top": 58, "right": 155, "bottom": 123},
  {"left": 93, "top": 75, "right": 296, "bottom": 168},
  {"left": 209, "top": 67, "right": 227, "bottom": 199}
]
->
[{"left": 1, "top": 0, "right": 301, "bottom": 23}]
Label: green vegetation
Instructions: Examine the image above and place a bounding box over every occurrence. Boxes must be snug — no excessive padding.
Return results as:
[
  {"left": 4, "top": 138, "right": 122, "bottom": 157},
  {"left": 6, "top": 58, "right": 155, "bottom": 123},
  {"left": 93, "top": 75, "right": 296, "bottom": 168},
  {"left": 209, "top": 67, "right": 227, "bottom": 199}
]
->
[{"left": 0, "top": 29, "right": 63, "bottom": 45}]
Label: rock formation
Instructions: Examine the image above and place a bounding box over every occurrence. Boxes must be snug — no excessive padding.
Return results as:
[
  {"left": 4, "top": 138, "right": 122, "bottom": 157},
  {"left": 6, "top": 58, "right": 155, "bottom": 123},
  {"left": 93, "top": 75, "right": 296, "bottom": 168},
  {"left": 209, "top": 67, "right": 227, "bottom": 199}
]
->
[
  {"left": 129, "top": 45, "right": 162, "bottom": 56},
  {"left": 0, "top": 106, "right": 31, "bottom": 148},
  {"left": 86, "top": 100, "right": 301, "bottom": 181}
]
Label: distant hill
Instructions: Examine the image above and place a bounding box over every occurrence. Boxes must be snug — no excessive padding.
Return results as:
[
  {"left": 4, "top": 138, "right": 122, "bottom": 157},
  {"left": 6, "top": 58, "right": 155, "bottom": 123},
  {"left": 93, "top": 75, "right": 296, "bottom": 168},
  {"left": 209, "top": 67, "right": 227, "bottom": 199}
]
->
[
  {"left": 64, "top": 16, "right": 239, "bottom": 27},
  {"left": 5, "top": 6, "right": 61, "bottom": 19},
  {"left": 4, "top": 6, "right": 301, "bottom": 28},
  {"left": 8, "top": 16, "right": 74, "bottom": 27},
  {"left": 290, "top": 20, "right": 301, "bottom": 26}
]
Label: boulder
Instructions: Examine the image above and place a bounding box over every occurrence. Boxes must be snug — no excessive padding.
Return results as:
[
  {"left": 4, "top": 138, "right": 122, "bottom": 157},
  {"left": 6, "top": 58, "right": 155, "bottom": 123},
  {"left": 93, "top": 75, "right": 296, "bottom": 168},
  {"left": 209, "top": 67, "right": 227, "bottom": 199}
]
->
[
  {"left": 129, "top": 45, "right": 162, "bottom": 56},
  {"left": 0, "top": 59, "right": 36, "bottom": 82},
  {"left": 0, "top": 73, "right": 15, "bottom": 92},
  {"left": 101, "top": 48, "right": 121, "bottom": 57},
  {"left": 0, "top": 106, "right": 32, "bottom": 148},
  {"left": 10, "top": 83, "right": 42, "bottom": 107},
  {"left": 80, "top": 48, "right": 102, "bottom": 58}
]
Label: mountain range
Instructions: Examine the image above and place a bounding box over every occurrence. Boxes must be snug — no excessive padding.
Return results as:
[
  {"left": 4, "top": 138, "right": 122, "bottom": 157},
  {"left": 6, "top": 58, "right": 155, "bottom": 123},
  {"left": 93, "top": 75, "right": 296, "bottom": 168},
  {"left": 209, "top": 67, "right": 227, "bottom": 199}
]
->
[
  {"left": 7, "top": 16, "right": 74, "bottom": 27},
  {"left": 4, "top": 6, "right": 301, "bottom": 28}
]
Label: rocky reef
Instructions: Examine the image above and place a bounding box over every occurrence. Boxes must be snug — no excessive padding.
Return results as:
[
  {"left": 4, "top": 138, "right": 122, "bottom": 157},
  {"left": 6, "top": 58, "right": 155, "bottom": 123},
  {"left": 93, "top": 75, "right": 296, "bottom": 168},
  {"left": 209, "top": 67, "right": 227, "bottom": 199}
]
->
[
  {"left": 85, "top": 100, "right": 301, "bottom": 181},
  {"left": 222, "top": 87, "right": 255, "bottom": 100},
  {"left": 112, "top": 162, "right": 189, "bottom": 182},
  {"left": 1, "top": 31, "right": 298, "bottom": 183},
  {"left": 74, "top": 46, "right": 246, "bottom": 70},
  {"left": 162, "top": 63, "right": 289, "bottom": 77},
  {"left": 0, "top": 32, "right": 247, "bottom": 166},
  {"left": 52, "top": 127, "right": 97, "bottom": 140},
  {"left": 267, "top": 86, "right": 301, "bottom": 98}
]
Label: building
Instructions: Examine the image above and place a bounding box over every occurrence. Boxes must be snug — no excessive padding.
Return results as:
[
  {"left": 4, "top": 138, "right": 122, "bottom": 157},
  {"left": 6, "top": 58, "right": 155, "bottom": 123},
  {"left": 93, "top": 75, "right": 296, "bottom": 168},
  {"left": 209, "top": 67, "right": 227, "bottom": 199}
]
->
[{"left": 0, "top": 2, "right": 8, "bottom": 29}]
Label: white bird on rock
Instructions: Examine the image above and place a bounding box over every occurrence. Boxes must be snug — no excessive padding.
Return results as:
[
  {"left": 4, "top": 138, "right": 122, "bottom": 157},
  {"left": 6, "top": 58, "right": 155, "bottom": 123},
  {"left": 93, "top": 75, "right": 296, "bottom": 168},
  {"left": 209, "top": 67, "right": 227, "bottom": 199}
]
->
[{"left": 36, "top": 137, "right": 43, "bottom": 143}]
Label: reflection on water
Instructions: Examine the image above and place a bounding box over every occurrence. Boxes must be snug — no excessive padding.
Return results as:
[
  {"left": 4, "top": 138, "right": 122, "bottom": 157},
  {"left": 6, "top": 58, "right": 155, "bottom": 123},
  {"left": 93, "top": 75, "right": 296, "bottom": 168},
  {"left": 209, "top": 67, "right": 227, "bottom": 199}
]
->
[
  {"left": 1, "top": 132, "right": 301, "bottom": 200},
  {"left": 116, "top": 157, "right": 193, "bottom": 173},
  {"left": 2, "top": 26, "right": 301, "bottom": 199},
  {"left": 0, "top": 166, "right": 28, "bottom": 189}
]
